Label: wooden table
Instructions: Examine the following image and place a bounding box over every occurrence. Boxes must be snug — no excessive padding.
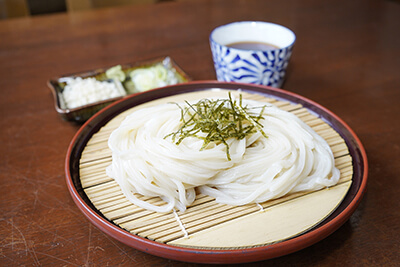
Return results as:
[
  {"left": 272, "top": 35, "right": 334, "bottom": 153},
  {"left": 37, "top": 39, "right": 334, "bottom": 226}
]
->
[{"left": 1, "top": 0, "right": 399, "bottom": 265}]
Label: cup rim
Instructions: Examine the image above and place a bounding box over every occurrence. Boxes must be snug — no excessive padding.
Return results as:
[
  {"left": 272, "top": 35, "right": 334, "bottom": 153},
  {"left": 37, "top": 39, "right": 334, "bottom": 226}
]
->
[{"left": 209, "top": 21, "right": 296, "bottom": 51}]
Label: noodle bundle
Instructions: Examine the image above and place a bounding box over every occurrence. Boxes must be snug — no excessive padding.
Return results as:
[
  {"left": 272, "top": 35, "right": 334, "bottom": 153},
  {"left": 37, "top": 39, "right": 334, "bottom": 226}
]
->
[{"left": 106, "top": 96, "right": 340, "bottom": 213}]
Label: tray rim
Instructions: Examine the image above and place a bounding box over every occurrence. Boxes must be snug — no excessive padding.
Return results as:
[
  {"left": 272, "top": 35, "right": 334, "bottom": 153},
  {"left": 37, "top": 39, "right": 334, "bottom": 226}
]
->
[{"left": 65, "top": 81, "right": 368, "bottom": 264}]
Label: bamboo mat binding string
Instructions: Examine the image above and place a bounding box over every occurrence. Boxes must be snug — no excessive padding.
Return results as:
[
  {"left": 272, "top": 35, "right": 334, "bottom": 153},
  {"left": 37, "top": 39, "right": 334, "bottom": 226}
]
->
[{"left": 79, "top": 92, "right": 353, "bottom": 247}]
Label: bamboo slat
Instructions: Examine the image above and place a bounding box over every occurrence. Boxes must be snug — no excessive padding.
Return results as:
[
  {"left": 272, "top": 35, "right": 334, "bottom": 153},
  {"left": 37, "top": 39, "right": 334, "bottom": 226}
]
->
[{"left": 78, "top": 90, "right": 353, "bottom": 249}]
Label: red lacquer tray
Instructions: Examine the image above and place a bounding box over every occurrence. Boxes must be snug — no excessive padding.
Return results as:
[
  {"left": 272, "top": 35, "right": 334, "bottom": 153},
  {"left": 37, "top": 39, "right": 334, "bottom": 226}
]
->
[{"left": 65, "top": 81, "right": 368, "bottom": 264}]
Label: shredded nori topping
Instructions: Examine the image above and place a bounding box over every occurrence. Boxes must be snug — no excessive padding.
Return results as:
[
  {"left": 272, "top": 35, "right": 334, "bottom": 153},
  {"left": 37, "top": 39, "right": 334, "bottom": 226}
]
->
[{"left": 165, "top": 93, "right": 267, "bottom": 160}]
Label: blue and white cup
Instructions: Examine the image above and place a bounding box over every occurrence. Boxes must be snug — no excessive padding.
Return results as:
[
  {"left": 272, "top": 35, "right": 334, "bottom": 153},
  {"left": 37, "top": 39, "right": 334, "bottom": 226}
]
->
[{"left": 210, "top": 21, "right": 296, "bottom": 88}]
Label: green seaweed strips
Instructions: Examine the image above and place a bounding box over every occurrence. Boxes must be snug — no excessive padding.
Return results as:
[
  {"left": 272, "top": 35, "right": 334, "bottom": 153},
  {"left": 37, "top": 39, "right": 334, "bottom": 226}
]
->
[{"left": 166, "top": 93, "right": 268, "bottom": 160}]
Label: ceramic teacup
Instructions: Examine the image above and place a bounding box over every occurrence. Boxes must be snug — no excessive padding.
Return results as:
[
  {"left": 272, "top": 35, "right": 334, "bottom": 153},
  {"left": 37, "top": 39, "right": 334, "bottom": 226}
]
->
[{"left": 210, "top": 21, "right": 296, "bottom": 88}]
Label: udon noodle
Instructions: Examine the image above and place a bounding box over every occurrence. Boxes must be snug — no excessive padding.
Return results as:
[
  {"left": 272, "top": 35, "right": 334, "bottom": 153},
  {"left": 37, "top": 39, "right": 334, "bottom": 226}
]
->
[{"left": 106, "top": 96, "right": 340, "bottom": 213}]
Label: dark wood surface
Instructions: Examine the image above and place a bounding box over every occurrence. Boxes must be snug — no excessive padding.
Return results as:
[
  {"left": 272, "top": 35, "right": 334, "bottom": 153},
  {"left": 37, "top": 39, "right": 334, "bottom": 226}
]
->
[{"left": 1, "top": 0, "right": 399, "bottom": 265}]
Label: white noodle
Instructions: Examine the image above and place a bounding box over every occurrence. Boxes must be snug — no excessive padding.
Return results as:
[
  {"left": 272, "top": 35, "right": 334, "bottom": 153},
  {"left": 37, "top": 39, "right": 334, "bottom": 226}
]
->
[
  {"left": 106, "top": 97, "right": 340, "bottom": 213},
  {"left": 173, "top": 209, "right": 188, "bottom": 238},
  {"left": 256, "top": 203, "right": 264, "bottom": 212}
]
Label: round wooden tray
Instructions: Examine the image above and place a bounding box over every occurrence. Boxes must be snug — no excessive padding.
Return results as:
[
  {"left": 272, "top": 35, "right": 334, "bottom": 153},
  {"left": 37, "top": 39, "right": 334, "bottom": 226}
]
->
[{"left": 65, "top": 81, "right": 368, "bottom": 264}]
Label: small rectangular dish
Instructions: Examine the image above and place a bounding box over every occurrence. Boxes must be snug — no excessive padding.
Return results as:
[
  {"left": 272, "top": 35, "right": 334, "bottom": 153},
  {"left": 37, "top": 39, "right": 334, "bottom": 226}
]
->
[{"left": 48, "top": 56, "right": 191, "bottom": 123}]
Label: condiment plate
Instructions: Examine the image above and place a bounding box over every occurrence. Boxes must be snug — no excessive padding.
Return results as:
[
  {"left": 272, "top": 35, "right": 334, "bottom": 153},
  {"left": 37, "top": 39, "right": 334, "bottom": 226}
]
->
[{"left": 48, "top": 56, "right": 190, "bottom": 123}]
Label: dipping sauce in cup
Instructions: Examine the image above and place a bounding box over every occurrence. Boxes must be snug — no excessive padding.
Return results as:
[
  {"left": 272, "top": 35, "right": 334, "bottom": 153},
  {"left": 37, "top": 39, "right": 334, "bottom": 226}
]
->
[{"left": 210, "top": 21, "right": 296, "bottom": 88}]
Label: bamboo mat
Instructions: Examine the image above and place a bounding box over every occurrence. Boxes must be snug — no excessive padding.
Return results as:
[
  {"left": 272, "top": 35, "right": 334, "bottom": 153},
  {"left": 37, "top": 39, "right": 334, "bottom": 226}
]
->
[{"left": 79, "top": 90, "right": 353, "bottom": 248}]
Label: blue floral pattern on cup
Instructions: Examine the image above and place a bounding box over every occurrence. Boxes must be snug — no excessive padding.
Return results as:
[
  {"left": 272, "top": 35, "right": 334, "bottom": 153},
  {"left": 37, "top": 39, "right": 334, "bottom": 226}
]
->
[{"left": 210, "top": 40, "right": 294, "bottom": 88}]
